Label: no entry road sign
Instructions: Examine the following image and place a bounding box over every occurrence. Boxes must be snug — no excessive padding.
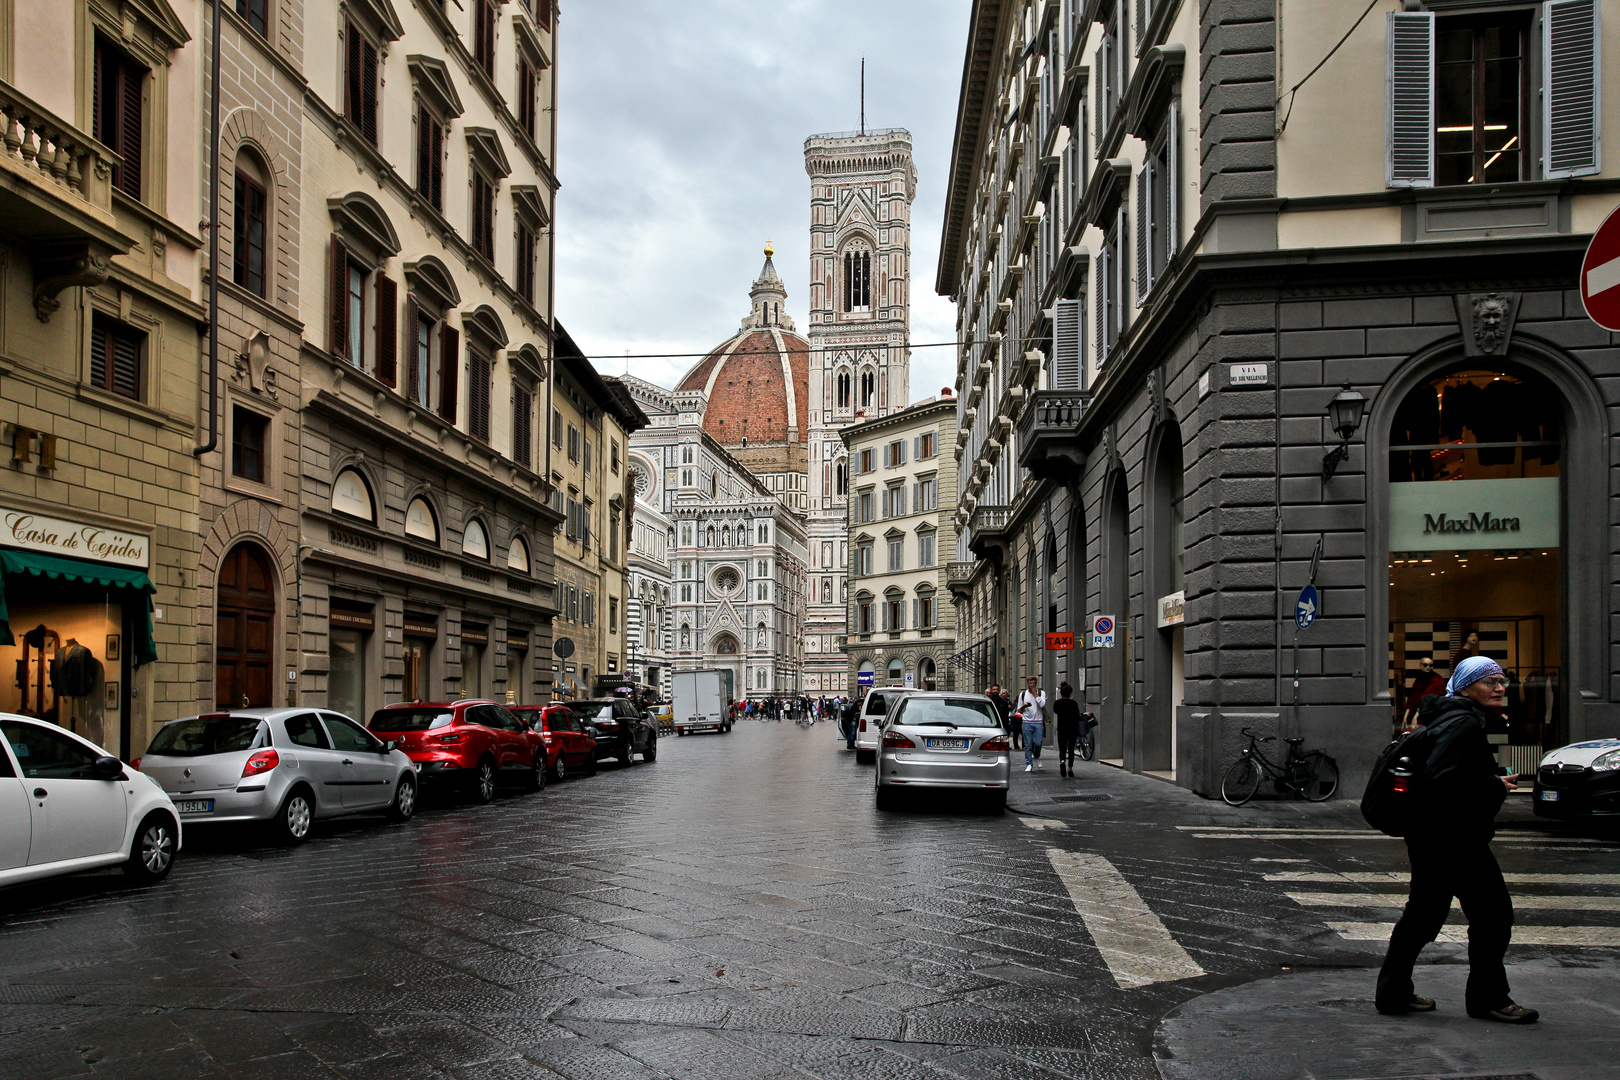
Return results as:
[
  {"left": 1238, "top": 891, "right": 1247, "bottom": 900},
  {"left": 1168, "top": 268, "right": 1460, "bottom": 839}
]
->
[{"left": 1581, "top": 203, "right": 1620, "bottom": 331}]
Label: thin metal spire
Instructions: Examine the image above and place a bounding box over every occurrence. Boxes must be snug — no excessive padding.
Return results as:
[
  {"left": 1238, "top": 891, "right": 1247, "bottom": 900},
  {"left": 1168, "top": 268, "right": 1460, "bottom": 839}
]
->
[{"left": 860, "top": 58, "right": 865, "bottom": 136}]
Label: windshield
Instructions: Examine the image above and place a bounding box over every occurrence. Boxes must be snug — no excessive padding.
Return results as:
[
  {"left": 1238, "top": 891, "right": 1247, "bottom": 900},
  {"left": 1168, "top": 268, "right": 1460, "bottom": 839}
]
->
[
  {"left": 571, "top": 702, "right": 616, "bottom": 721},
  {"left": 148, "top": 716, "right": 268, "bottom": 757},
  {"left": 891, "top": 697, "right": 999, "bottom": 729},
  {"left": 368, "top": 708, "right": 454, "bottom": 733}
]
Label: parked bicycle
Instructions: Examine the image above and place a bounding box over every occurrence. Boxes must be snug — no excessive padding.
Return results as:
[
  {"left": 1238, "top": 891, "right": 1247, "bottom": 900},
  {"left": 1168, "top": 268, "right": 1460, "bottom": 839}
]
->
[
  {"left": 1220, "top": 726, "right": 1339, "bottom": 806},
  {"left": 1079, "top": 715, "right": 1096, "bottom": 761}
]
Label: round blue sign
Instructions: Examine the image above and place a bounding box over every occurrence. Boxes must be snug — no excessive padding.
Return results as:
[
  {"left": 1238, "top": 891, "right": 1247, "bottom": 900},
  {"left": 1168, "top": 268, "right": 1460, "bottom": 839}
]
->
[{"left": 1295, "top": 585, "right": 1319, "bottom": 630}]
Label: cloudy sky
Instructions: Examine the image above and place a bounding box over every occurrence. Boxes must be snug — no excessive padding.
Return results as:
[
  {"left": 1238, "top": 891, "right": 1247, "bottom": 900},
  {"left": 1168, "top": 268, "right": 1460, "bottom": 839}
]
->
[{"left": 555, "top": 0, "right": 972, "bottom": 401}]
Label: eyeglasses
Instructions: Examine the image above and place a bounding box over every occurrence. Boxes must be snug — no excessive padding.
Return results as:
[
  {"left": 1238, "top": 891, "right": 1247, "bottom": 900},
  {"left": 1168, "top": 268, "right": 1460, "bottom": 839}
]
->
[{"left": 1478, "top": 677, "right": 1509, "bottom": 689}]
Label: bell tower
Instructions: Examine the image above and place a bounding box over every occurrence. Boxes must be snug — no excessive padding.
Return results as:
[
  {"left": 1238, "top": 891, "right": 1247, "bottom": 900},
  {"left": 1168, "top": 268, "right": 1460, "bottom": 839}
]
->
[{"left": 801, "top": 126, "right": 916, "bottom": 697}]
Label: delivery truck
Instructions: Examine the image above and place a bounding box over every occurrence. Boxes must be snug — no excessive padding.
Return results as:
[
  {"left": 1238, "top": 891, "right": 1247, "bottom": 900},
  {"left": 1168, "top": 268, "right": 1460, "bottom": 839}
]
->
[{"left": 673, "top": 669, "right": 733, "bottom": 735}]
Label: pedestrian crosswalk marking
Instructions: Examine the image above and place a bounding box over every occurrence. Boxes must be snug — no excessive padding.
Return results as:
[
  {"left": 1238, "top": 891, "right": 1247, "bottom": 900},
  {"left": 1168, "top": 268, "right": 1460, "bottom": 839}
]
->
[
  {"left": 1045, "top": 848, "right": 1206, "bottom": 989},
  {"left": 1018, "top": 816, "right": 1068, "bottom": 830},
  {"left": 1266, "top": 871, "right": 1620, "bottom": 885},
  {"left": 1324, "top": 923, "right": 1620, "bottom": 947},
  {"left": 1286, "top": 891, "right": 1620, "bottom": 912}
]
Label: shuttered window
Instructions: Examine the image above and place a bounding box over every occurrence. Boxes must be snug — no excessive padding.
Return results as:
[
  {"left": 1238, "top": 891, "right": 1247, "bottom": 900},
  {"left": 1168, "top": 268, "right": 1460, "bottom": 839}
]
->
[
  {"left": 417, "top": 106, "right": 444, "bottom": 210},
  {"left": 512, "top": 382, "right": 533, "bottom": 468},
  {"left": 517, "top": 59, "right": 537, "bottom": 139},
  {"left": 329, "top": 235, "right": 350, "bottom": 356},
  {"left": 1052, "top": 297, "right": 1084, "bottom": 390},
  {"left": 468, "top": 350, "right": 491, "bottom": 443},
  {"left": 1544, "top": 0, "right": 1601, "bottom": 178},
  {"left": 1134, "top": 165, "right": 1151, "bottom": 305},
  {"left": 345, "top": 21, "right": 379, "bottom": 145},
  {"left": 94, "top": 36, "right": 145, "bottom": 200},
  {"left": 374, "top": 274, "right": 397, "bottom": 387},
  {"left": 516, "top": 221, "right": 536, "bottom": 303},
  {"left": 1387, "top": 12, "right": 1436, "bottom": 187},
  {"left": 408, "top": 302, "right": 432, "bottom": 408},
  {"left": 89, "top": 314, "right": 143, "bottom": 400},
  {"left": 471, "top": 171, "right": 496, "bottom": 261},
  {"left": 438, "top": 323, "right": 460, "bottom": 423},
  {"left": 472, "top": 0, "right": 496, "bottom": 78}
]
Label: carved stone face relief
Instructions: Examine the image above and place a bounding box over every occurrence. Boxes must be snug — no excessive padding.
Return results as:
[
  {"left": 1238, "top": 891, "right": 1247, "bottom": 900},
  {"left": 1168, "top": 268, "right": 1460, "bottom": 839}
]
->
[{"left": 1472, "top": 293, "right": 1511, "bottom": 354}]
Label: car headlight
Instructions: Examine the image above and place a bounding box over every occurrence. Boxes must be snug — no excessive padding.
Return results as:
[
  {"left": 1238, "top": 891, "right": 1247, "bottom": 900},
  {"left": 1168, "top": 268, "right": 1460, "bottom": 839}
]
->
[{"left": 1591, "top": 749, "right": 1620, "bottom": 772}]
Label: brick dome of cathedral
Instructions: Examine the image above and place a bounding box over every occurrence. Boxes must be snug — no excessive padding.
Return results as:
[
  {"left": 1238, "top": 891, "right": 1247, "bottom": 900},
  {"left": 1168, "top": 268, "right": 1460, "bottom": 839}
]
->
[{"left": 675, "top": 244, "right": 809, "bottom": 447}]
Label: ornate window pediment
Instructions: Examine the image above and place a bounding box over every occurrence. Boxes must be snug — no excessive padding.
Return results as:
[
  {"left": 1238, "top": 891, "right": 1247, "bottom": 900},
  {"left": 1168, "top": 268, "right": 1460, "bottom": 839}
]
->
[
  {"left": 1126, "top": 45, "right": 1186, "bottom": 139},
  {"left": 408, "top": 54, "right": 465, "bottom": 119},
  {"left": 511, "top": 185, "right": 550, "bottom": 227},
  {"left": 465, "top": 127, "right": 512, "bottom": 179},
  {"left": 463, "top": 304, "right": 508, "bottom": 348},
  {"left": 405, "top": 256, "right": 461, "bottom": 309},
  {"left": 343, "top": 0, "right": 405, "bottom": 41},
  {"left": 328, "top": 192, "right": 401, "bottom": 257}
]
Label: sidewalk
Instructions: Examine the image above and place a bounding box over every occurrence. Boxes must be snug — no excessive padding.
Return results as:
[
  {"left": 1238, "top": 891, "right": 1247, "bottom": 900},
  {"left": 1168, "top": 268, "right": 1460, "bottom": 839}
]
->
[{"left": 1155, "top": 957, "right": 1620, "bottom": 1080}]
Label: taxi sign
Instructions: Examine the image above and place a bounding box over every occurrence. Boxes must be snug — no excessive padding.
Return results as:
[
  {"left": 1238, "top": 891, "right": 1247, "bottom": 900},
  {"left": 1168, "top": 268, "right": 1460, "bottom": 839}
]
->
[
  {"left": 1046, "top": 632, "right": 1075, "bottom": 651},
  {"left": 1581, "top": 202, "right": 1620, "bottom": 331}
]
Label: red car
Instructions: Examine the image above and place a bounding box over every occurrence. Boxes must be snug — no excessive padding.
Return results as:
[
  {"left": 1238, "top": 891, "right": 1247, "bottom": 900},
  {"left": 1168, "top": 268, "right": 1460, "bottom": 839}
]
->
[
  {"left": 367, "top": 700, "right": 545, "bottom": 802},
  {"left": 509, "top": 704, "right": 597, "bottom": 781}
]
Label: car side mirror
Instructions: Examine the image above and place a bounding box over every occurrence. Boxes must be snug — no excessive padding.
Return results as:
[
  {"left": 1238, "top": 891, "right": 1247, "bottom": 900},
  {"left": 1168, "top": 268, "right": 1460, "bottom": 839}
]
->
[
  {"left": 384, "top": 740, "right": 398, "bottom": 752},
  {"left": 92, "top": 755, "right": 125, "bottom": 781}
]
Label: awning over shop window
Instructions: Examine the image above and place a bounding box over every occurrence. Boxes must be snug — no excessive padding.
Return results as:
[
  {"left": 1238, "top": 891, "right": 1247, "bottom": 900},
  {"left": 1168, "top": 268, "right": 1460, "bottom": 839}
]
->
[{"left": 0, "top": 549, "right": 157, "bottom": 664}]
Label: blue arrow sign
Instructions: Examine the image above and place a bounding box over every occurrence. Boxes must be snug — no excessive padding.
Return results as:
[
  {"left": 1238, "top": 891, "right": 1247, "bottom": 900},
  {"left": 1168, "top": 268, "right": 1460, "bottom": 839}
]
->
[{"left": 1295, "top": 585, "right": 1319, "bottom": 630}]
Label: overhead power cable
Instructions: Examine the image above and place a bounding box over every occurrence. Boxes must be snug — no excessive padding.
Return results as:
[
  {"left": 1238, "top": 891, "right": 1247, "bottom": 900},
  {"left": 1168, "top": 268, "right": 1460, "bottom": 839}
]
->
[{"left": 1276, "top": 0, "right": 1381, "bottom": 136}]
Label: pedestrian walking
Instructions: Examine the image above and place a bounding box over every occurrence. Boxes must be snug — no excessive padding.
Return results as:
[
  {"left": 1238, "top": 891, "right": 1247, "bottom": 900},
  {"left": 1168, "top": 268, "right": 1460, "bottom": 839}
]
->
[
  {"left": 840, "top": 697, "right": 859, "bottom": 750},
  {"left": 1015, "top": 677, "right": 1046, "bottom": 772},
  {"left": 1052, "top": 682, "right": 1081, "bottom": 777},
  {"left": 1375, "top": 655, "right": 1538, "bottom": 1024},
  {"left": 986, "top": 684, "right": 1012, "bottom": 744}
]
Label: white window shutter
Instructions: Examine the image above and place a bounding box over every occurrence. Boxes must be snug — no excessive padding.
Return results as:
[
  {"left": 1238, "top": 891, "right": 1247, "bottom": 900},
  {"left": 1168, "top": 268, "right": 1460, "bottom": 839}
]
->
[
  {"left": 1545, "top": 0, "right": 1601, "bottom": 179},
  {"left": 912, "top": 598, "right": 918, "bottom": 629},
  {"left": 1167, "top": 99, "right": 1181, "bottom": 258},
  {"left": 912, "top": 435, "right": 921, "bottom": 459},
  {"left": 1387, "top": 11, "right": 1436, "bottom": 188},
  {"left": 1053, "top": 297, "right": 1083, "bottom": 390},
  {"left": 1095, "top": 249, "right": 1109, "bottom": 364},
  {"left": 882, "top": 444, "right": 891, "bottom": 468},
  {"left": 1135, "top": 167, "right": 1150, "bottom": 304}
]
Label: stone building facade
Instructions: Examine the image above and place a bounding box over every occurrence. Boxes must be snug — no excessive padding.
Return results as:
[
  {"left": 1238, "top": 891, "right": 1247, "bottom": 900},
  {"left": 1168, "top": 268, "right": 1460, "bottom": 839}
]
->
[
  {"left": 803, "top": 129, "right": 916, "bottom": 697},
  {"left": 940, "top": 0, "right": 1620, "bottom": 796},
  {"left": 0, "top": 0, "right": 204, "bottom": 760},
  {"left": 621, "top": 374, "right": 808, "bottom": 700},
  {"left": 841, "top": 396, "right": 960, "bottom": 694}
]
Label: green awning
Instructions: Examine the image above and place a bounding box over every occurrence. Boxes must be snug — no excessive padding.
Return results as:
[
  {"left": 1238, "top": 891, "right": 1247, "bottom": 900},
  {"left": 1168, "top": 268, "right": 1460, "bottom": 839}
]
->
[{"left": 0, "top": 549, "right": 157, "bottom": 665}]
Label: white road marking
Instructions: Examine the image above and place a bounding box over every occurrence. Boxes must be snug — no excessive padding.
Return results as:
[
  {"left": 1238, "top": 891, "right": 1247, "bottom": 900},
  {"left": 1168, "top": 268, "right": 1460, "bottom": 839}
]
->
[
  {"left": 1187, "top": 831, "right": 1602, "bottom": 845},
  {"left": 1267, "top": 871, "right": 1620, "bottom": 885},
  {"left": 1018, "top": 816, "right": 1068, "bottom": 830},
  {"left": 1326, "top": 922, "right": 1620, "bottom": 946},
  {"left": 1587, "top": 252, "right": 1620, "bottom": 297},
  {"left": 1046, "top": 848, "right": 1206, "bottom": 989},
  {"left": 1286, "top": 891, "right": 1620, "bottom": 912}
]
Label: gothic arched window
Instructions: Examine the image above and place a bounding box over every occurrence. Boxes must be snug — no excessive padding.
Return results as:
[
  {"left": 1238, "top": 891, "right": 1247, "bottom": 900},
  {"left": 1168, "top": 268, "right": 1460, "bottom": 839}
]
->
[
  {"left": 836, "top": 369, "right": 851, "bottom": 408},
  {"left": 835, "top": 460, "right": 847, "bottom": 495},
  {"left": 843, "top": 247, "right": 871, "bottom": 312},
  {"left": 860, "top": 369, "right": 876, "bottom": 408}
]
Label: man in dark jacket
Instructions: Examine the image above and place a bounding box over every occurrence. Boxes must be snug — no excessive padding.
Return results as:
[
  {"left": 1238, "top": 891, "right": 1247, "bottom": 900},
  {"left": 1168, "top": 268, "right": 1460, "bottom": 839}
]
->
[{"left": 1375, "top": 655, "right": 1536, "bottom": 1023}]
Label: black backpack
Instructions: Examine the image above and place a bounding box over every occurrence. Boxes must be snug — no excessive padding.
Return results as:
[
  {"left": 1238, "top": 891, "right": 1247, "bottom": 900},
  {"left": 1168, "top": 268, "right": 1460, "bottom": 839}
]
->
[{"left": 1361, "top": 715, "right": 1468, "bottom": 836}]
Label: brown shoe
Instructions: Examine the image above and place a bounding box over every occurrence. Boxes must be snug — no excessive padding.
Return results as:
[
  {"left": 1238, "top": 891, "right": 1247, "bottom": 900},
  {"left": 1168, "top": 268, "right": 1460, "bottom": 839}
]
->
[
  {"left": 1377, "top": 995, "right": 1436, "bottom": 1015},
  {"left": 1469, "top": 1002, "right": 1538, "bottom": 1023}
]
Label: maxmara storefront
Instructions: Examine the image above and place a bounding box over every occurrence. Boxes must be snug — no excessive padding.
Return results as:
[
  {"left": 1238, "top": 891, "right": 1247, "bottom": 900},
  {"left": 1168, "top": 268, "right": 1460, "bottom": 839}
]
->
[{"left": 0, "top": 506, "right": 179, "bottom": 762}]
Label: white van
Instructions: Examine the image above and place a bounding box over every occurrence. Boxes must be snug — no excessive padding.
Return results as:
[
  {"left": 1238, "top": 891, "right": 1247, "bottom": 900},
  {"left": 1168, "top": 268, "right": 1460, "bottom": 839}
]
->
[{"left": 852, "top": 686, "right": 919, "bottom": 764}]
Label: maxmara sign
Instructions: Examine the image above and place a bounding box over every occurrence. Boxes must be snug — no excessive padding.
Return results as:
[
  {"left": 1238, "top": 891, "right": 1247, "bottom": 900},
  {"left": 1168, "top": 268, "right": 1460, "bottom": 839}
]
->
[
  {"left": 1388, "top": 477, "right": 1559, "bottom": 552},
  {"left": 1, "top": 508, "right": 151, "bottom": 568}
]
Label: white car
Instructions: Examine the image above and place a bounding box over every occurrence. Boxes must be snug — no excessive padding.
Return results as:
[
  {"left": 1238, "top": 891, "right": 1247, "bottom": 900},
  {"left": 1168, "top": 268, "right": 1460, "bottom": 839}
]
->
[
  {"left": 852, "top": 686, "right": 920, "bottom": 764},
  {"left": 1, "top": 713, "right": 181, "bottom": 888}
]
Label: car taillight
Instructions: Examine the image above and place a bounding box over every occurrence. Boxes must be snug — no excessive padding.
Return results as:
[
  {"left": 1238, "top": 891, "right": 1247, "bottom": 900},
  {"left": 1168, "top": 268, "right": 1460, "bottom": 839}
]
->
[
  {"left": 859, "top": 717, "right": 868, "bottom": 732},
  {"left": 242, "top": 749, "right": 280, "bottom": 778},
  {"left": 883, "top": 732, "right": 915, "bottom": 749},
  {"left": 981, "top": 736, "right": 1010, "bottom": 752},
  {"left": 129, "top": 758, "right": 142, "bottom": 771},
  {"left": 541, "top": 733, "right": 553, "bottom": 744},
  {"left": 432, "top": 732, "right": 467, "bottom": 744}
]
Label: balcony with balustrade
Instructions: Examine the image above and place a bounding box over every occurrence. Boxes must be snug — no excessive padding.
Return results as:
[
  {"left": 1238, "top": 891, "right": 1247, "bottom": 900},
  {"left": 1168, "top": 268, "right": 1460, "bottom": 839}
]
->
[
  {"left": 966, "top": 503, "right": 1012, "bottom": 565},
  {"left": 0, "top": 80, "right": 135, "bottom": 319},
  {"left": 1016, "top": 390, "right": 1088, "bottom": 484}
]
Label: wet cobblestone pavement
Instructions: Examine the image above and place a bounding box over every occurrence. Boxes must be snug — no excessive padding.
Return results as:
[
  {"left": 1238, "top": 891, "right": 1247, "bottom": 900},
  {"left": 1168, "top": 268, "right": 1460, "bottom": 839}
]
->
[{"left": 3, "top": 721, "right": 1617, "bottom": 1079}]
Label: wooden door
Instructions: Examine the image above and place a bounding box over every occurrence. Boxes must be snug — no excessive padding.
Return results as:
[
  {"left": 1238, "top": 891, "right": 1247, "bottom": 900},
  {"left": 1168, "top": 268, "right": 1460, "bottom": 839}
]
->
[{"left": 216, "top": 543, "right": 276, "bottom": 707}]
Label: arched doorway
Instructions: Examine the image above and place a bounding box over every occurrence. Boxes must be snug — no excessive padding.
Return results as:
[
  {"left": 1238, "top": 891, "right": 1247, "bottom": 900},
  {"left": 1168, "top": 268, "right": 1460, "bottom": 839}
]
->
[
  {"left": 919, "top": 657, "right": 937, "bottom": 691},
  {"left": 1100, "top": 474, "right": 1129, "bottom": 762},
  {"left": 216, "top": 542, "right": 277, "bottom": 708},
  {"left": 1386, "top": 366, "right": 1562, "bottom": 772},
  {"left": 1145, "top": 425, "right": 1185, "bottom": 775}
]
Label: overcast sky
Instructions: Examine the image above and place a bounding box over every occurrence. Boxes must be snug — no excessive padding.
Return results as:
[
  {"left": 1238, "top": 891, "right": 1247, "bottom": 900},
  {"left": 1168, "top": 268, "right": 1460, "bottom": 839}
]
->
[{"left": 555, "top": 1, "right": 971, "bottom": 401}]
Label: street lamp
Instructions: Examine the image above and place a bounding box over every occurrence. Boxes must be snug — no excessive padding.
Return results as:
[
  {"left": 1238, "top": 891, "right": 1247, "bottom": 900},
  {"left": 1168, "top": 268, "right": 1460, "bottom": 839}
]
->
[{"left": 1320, "top": 383, "right": 1368, "bottom": 482}]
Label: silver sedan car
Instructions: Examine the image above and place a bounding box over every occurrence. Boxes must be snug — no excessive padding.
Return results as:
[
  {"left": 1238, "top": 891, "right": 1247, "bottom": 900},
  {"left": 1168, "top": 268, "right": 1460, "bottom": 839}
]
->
[
  {"left": 136, "top": 708, "right": 418, "bottom": 843},
  {"left": 874, "top": 692, "right": 1011, "bottom": 813}
]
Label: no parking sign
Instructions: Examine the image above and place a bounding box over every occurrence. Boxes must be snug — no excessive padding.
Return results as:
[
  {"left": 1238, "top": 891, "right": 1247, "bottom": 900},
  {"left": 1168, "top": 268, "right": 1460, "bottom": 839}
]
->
[{"left": 1091, "top": 614, "right": 1116, "bottom": 648}]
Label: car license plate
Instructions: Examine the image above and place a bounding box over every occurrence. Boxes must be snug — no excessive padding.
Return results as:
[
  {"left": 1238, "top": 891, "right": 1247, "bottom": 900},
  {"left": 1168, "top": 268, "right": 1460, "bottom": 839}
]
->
[
  {"left": 174, "top": 799, "right": 214, "bottom": 813},
  {"left": 926, "top": 738, "right": 969, "bottom": 749},
  {"left": 1540, "top": 790, "right": 1559, "bottom": 802}
]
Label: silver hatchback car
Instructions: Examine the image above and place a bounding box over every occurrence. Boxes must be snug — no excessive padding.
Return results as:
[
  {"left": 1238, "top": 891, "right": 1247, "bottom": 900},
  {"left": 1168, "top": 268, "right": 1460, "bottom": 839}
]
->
[
  {"left": 136, "top": 708, "right": 418, "bottom": 843},
  {"left": 874, "top": 692, "right": 1011, "bottom": 813}
]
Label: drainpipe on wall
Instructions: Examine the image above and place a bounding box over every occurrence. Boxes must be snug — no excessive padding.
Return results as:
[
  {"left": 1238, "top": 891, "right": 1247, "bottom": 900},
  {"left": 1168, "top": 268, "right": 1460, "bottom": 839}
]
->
[{"left": 194, "top": 0, "right": 223, "bottom": 458}]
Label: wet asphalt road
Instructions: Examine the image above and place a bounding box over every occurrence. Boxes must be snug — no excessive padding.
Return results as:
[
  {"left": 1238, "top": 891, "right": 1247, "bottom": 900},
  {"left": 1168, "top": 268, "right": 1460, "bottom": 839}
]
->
[{"left": 3, "top": 719, "right": 1618, "bottom": 1080}]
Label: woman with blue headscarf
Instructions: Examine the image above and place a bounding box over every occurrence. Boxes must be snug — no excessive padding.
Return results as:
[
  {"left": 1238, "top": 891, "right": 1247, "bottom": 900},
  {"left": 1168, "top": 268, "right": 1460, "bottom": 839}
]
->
[{"left": 1375, "top": 653, "right": 1537, "bottom": 1023}]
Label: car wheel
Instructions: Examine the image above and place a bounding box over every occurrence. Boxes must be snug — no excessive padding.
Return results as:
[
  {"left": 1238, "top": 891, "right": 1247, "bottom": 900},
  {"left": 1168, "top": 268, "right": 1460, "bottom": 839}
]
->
[
  {"left": 875, "top": 784, "right": 899, "bottom": 811},
  {"left": 677, "top": 728, "right": 687, "bottom": 737},
  {"left": 527, "top": 753, "right": 546, "bottom": 792},
  {"left": 387, "top": 775, "right": 417, "bottom": 822},
  {"left": 274, "top": 787, "right": 314, "bottom": 845},
  {"left": 855, "top": 748, "right": 876, "bottom": 765},
  {"left": 472, "top": 759, "right": 497, "bottom": 803},
  {"left": 552, "top": 755, "right": 567, "bottom": 782},
  {"left": 122, "top": 811, "right": 177, "bottom": 883},
  {"left": 644, "top": 733, "right": 657, "bottom": 763},
  {"left": 620, "top": 740, "right": 635, "bottom": 765}
]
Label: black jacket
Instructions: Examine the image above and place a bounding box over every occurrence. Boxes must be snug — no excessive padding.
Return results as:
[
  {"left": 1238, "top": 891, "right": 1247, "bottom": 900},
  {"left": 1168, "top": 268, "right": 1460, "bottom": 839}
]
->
[
  {"left": 989, "top": 694, "right": 1011, "bottom": 729},
  {"left": 1412, "top": 694, "right": 1507, "bottom": 842}
]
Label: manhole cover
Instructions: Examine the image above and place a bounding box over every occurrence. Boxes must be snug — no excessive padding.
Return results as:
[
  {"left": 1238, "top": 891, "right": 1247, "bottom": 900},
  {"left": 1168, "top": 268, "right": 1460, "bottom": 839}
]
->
[{"left": 1051, "top": 794, "right": 1112, "bottom": 802}]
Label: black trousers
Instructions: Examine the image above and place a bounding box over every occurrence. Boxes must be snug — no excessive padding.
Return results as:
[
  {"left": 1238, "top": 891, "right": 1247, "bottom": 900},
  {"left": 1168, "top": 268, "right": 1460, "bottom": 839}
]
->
[
  {"left": 1376, "top": 838, "right": 1513, "bottom": 1014},
  {"left": 1056, "top": 724, "right": 1079, "bottom": 766}
]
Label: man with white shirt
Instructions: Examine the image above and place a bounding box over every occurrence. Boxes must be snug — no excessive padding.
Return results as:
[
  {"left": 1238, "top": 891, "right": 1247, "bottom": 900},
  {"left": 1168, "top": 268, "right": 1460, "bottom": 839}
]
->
[{"left": 1015, "top": 677, "right": 1046, "bottom": 772}]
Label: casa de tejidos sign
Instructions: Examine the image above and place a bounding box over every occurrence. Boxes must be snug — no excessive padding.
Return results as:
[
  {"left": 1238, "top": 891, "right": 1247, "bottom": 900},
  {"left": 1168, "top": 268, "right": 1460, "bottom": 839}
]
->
[{"left": 1, "top": 508, "right": 151, "bottom": 568}]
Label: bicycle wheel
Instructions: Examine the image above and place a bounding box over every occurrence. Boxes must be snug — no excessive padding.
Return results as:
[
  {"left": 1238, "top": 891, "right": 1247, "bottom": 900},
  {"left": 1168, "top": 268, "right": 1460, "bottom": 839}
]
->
[
  {"left": 1295, "top": 752, "right": 1340, "bottom": 802},
  {"left": 1079, "top": 728, "right": 1096, "bottom": 761},
  {"left": 1220, "top": 756, "right": 1263, "bottom": 806}
]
